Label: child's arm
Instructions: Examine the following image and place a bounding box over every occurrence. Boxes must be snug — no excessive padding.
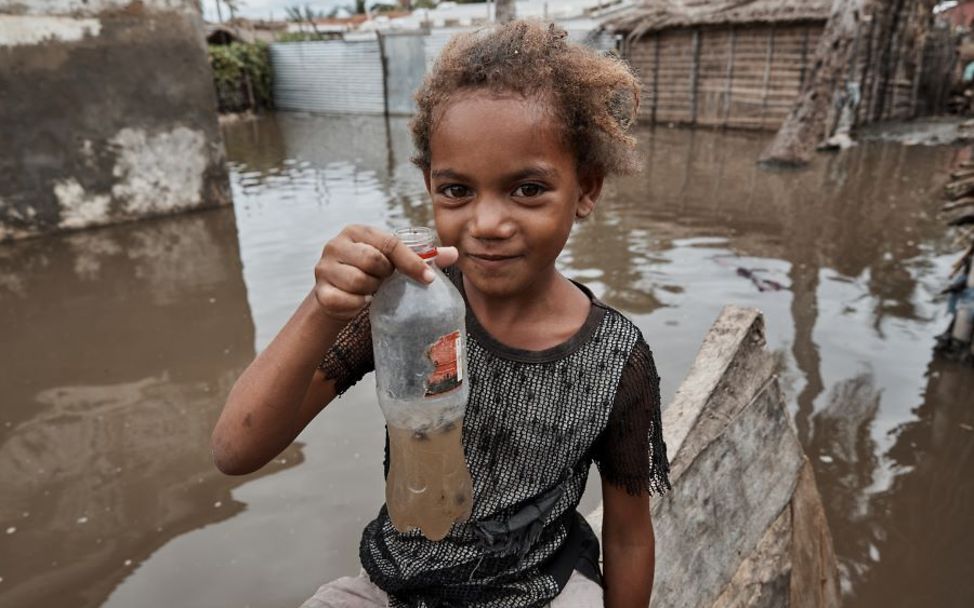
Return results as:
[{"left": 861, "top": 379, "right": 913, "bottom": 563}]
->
[
  {"left": 602, "top": 482, "right": 655, "bottom": 608},
  {"left": 593, "top": 336, "right": 670, "bottom": 607},
  {"left": 210, "top": 225, "right": 453, "bottom": 475}
]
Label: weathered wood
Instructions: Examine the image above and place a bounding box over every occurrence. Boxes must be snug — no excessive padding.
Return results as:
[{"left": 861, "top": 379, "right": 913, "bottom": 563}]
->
[
  {"left": 950, "top": 169, "right": 974, "bottom": 180},
  {"left": 661, "top": 307, "right": 775, "bottom": 477},
  {"left": 760, "top": 0, "right": 870, "bottom": 167},
  {"left": 761, "top": 25, "right": 776, "bottom": 129},
  {"left": 945, "top": 176, "right": 974, "bottom": 200},
  {"left": 723, "top": 28, "right": 737, "bottom": 126},
  {"left": 588, "top": 306, "right": 839, "bottom": 608},
  {"left": 789, "top": 460, "right": 841, "bottom": 608},
  {"left": 799, "top": 26, "right": 810, "bottom": 88},
  {"left": 653, "top": 34, "right": 661, "bottom": 125},
  {"left": 653, "top": 378, "right": 805, "bottom": 607},
  {"left": 943, "top": 197, "right": 974, "bottom": 213},
  {"left": 691, "top": 29, "right": 701, "bottom": 124},
  {"left": 712, "top": 505, "right": 792, "bottom": 608},
  {"left": 626, "top": 23, "right": 829, "bottom": 130},
  {"left": 878, "top": 0, "right": 907, "bottom": 120}
]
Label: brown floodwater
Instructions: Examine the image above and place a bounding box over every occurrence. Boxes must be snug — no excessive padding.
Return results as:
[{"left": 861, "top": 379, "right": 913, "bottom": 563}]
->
[{"left": 1, "top": 112, "right": 972, "bottom": 607}]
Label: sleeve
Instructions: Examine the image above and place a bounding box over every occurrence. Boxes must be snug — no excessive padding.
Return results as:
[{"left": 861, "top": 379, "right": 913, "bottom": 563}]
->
[
  {"left": 317, "top": 305, "right": 375, "bottom": 397},
  {"left": 591, "top": 337, "right": 671, "bottom": 497}
]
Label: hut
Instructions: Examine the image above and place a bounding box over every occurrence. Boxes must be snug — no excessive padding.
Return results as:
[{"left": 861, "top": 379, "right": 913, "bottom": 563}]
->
[{"left": 605, "top": 0, "right": 953, "bottom": 130}]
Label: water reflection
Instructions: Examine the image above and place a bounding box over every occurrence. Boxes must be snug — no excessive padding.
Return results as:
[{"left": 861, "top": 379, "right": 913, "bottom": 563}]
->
[
  {"left": 0, "top": 211, "right": 302, "bottom": 608},
  {"left": 807, "top": 373, "right": 883, "bottom": 591},
  {"left": 850, "top": 358, "right": 974, "bottom": 606}
]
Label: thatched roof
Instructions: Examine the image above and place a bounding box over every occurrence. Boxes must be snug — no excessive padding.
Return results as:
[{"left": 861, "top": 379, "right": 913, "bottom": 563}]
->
[{"left": 605, "top": 0, "right": 834, "bottom": 36}]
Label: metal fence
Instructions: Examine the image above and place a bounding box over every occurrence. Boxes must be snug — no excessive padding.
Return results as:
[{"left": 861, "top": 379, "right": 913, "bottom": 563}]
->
[
  {"left": 271, "top": 28, "right": 621, "bottom": 116},
  {"left": 271, "top": 38, "right": 385, "bottom": 114}
]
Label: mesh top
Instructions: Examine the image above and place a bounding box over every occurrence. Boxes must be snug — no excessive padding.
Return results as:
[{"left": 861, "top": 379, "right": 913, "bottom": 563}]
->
[{"left": 318, "top": 268, "right": 670, "bottom": 607}]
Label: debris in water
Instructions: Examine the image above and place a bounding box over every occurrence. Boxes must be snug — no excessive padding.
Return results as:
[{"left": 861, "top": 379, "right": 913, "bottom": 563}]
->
[
  {"left": 819, "top": 455, "right": 834, "bottom": 464},
  {"left": 735, "top": 267, "right": 786, "bottom": 292},
  {"left": 960, "top": 423, "right": 974, "bottom": 432},
  {"left": 5, "top": 527, "right": 15, "bottom": 535},
  {"left": 124, "top": 559, "right": 133, "bottom": 566},
  {"left": 214, "top": 501, "right": 222, "bottom": 508},
  {"left": 76, "top": 516, "right": 88, "bottom": 524},
  {"left": 713, "top": 255, "right": 786, "bottom": 292}
]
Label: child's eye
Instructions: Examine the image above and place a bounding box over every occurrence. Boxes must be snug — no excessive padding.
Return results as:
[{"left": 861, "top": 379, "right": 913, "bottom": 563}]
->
[
  {"left": 513, "top": 183, "right": 546, "bottom": 198},
  {"left": 439, "top": 185, "right": 471, "bottom": 199}
]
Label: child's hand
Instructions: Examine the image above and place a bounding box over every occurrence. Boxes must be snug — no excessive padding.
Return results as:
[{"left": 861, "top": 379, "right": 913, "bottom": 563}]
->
[{"left": 314, "top": 225, "right": 459, "bottom": 320}]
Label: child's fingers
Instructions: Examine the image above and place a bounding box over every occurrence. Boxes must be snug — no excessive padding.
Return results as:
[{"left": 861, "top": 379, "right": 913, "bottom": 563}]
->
[
  {"left": 313, "top": 284, "right": 371, "bottom": 319},
  {"left": 339, "top": 225, "right": 432, "bottom": 284},
  {"left": 372, "top": 230, "right": 434, "bottom": 284},
  {"left": 330, "top": 262, "right": 382, "bottom": 296},
  {"left": 434, "top": 246, "right": 459, "bottom": 268},
  {"left": 343, "top": 241, "right": 395, "bottom": 279}
]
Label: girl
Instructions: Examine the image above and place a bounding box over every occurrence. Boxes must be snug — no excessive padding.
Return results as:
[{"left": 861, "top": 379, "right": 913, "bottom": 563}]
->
[{"left": 212, "top": 20, "right": 670, "bottom": 608}]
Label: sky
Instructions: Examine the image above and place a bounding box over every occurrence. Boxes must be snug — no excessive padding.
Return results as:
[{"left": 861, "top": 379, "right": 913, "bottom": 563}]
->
[{"left": 203, "top": 0, "right": 361, "bottom": 22}]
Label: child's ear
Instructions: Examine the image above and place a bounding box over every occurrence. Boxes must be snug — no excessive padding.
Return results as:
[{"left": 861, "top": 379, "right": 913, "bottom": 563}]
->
[{"left": 576, "top": 171, "right": 604, "bottom": 219}]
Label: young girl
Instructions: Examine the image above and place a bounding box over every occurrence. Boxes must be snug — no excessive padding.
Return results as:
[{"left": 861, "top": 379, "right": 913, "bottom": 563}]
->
[{"left": 212, "top": 20, "right": 670, "bottom": 608}]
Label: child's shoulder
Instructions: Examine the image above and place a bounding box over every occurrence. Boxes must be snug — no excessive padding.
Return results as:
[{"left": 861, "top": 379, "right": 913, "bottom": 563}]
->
[{"left": 573, "top": 279, "right": 647, "bottom": 348}]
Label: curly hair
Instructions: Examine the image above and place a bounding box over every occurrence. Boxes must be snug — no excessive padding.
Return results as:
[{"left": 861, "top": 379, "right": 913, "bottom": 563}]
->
[{"left": 410, "top": 20, "right": 641, "bottom": 177}]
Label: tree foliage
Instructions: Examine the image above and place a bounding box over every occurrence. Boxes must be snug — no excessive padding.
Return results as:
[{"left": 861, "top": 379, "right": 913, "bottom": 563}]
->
[{"left": 208, "top": 42, "right": 273, "bottom": 113}]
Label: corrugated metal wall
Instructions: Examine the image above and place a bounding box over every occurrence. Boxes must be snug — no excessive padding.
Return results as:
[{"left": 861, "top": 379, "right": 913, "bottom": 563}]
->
[
  {"left": 271, "top": 28, "right": 625, "bottom": 116},
  {"left": 271, "top": 39, "right": 385, "bottom": 114},
  {"left": 630, "top": 24, "right": 822, "bottom": 129},
  {"left": 423, "top": 29, "right": 463, "bottom": 71}
]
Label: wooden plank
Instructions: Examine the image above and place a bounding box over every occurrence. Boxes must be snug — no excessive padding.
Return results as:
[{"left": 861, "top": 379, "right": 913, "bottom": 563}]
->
[
  {"left": 799, "top": 26, "right": 810, "bottom": 88},
  {"left": 723, "top": 27, "right": 736, "bottom": 126},
  {"left": 760, "top": 25, "right": 775, "bottom": 130},
  {"left": 652, "top": 33, "right": 661, "bottom": 124},
  {"left": 690, "top": 29, "right": 701, "bottom": 124}
]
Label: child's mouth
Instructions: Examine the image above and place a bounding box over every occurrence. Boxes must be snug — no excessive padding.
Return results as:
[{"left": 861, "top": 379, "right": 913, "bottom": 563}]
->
[{"left": 466, "top": 252, "right": 521, "bottom": 269}]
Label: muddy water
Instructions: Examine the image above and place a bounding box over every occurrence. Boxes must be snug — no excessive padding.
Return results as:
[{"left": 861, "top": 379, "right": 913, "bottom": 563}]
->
[{"left": 0, "top": 112, "right": 971, "bottom": 607}]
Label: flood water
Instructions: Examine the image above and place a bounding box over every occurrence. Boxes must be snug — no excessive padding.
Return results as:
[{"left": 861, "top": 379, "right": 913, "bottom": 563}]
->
[{"left": 1, "top": 112, "right": 972, "bottom": 607}]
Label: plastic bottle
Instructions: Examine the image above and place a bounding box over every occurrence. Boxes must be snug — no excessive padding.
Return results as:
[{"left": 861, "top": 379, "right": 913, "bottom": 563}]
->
[{"left": 370, "top": 227, "right": 473, "bottom": 541}]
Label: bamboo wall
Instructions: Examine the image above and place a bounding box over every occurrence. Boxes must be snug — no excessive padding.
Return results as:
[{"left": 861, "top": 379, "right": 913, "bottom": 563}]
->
[
  {"left": 628, "top": 23, "right": 823, "bottom": 130},
  {"left": 626, "top": 8, "right": 952, "bottom": 131}
]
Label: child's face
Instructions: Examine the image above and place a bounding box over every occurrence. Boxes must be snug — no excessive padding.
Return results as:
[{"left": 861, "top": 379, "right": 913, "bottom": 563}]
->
[{"left": 424, "top": 91, "right": 602, "bottom": 299}]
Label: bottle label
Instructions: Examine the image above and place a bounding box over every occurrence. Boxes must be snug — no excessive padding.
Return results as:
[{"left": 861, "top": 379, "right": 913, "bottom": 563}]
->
[{"left": 425, "top": 330, "right": 463, "bottom": 397}]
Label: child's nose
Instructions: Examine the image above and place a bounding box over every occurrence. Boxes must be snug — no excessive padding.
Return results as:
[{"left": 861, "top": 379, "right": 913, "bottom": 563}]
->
[{"left": 470, "top": 196, "right": 515, "bottom": 240}]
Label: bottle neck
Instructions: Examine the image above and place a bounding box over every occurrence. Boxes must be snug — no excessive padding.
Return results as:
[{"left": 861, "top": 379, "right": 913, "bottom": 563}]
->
[{"left": 395, "top": 227, "right": 437, "bottom": 262}]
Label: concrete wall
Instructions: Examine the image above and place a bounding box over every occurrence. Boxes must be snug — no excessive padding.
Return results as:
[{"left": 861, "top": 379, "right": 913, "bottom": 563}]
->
[
  {"left": 588, "top": 306, "right": 840, "bottom": 608},
  {"left": 0, "top": 0, "right": 230, "bottom": 241}
]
